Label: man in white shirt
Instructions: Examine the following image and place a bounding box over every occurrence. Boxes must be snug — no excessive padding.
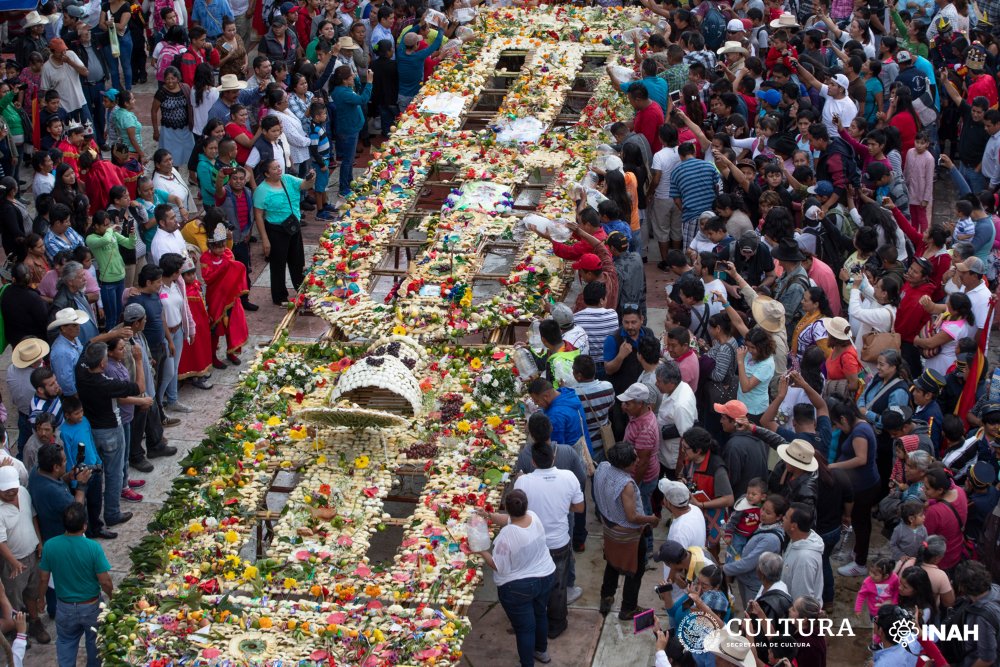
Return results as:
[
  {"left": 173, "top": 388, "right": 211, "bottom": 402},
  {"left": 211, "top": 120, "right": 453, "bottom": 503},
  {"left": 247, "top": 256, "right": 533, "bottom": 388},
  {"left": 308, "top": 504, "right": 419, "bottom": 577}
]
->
[
  {"left": 149, "top": 205, "right": 188, "bottom": 266},
  {"left": 660, "top": 479, "right": 706, "bottom": 549},
  {"left": 0, "top": 467, "right": 49, "bottom": 643},
  {"left": 647, "top": 124, "right": 682, "bottom": 269},
  {"left": 40, "top": 38, "right": 89, "bottom": 123},
  {"left": 958, "top": 257, "right": 994, "bottom": 342},
  {"left": 654, "top": 361, "right": 697, "bottom": 475},
  {"left": 514, "top": 438, "right": 584, "bottom": 640},
  {"left": 793, "top": 62, "right": 858, "bottom": 137}
]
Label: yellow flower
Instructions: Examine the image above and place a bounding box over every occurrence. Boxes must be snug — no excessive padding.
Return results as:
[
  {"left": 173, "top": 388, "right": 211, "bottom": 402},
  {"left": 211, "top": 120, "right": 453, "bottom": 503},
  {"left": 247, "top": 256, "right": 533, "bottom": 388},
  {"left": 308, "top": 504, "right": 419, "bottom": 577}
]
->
[
  {"left": 486, "top": 415, "right": 501, "bottom": 428},
  {"left": 259, "top": 616, "right": 273, "bottom": 629},
  {"left": 283, "top": 577, "right": 297, "bottom": 589},
  {"left": 372, "top": 628, "right": 385, "bottom": 642},
  {"left": 392, "top": 325, "right": 407, "bottom": 335},
  {"left": 354, "top": 455, "right": 370, "bottom": 470},
  {"left": 470, "top": 357, "right": 483, "bottom": 370},
  {"left": 255, "top": 453, "right": 266, "bottom": 463},
  {"left": 242, "top": 441, "right": 255, "bottom": 458},
  {"left": 456, "top": 420, "right": 471, "bottom": 433},
  {"left": 266, "top": 416, "right": 282, "bottom": 427},
  {"left": 188, "top": 522, "right": 204, "bottom": 534},
  {"left": 224, "top": 571, "right": 236, "bottom": 581},
  {"left": 280, "top": 460, "right": 292, "bottom": 469},
  {"left": 224, "top": 530, "right": 239, "bottom": 544},
  {"left": 303, "top": 495, "right": 313, "bottom": 505},
  {"left": 316, "top": 455, "right": 327, "bottom": 465},
  {"left": 462, "top": 402, "right": 473, "bottom": 412},
  {"left": 289, "top": 427, "right": 307, "bottom": 440},
  {"left": 186, "top": 467, "right": 198, "bottom": 477}
]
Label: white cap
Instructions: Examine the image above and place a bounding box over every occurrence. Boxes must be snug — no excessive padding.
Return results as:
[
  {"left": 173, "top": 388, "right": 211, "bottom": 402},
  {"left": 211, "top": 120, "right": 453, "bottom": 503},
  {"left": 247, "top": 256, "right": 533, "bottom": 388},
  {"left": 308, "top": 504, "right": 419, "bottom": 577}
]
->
[
  {"left": 831, "top": 74, "right": 850, "bottom": 90},
  {"left": 726, "top": 18, "right": 746, "bottom": 32},
  {"left": 0, "top": 467, "right": 19, "bottom": 492}
]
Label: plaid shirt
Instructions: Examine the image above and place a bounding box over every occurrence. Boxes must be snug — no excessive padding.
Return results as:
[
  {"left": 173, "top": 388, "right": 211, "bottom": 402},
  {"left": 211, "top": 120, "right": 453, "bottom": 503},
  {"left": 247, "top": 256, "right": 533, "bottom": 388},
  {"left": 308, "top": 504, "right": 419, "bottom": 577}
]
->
[
  {"left": 43, "top": 227, "right": 84, "bottom": 262},
  {"left": 660, "top": 63, "right": 690, "bottom": 96},
  {"left": 980, "top": 0, "right": 1000, "bottom": 25},
  {"left": 831, "top": 0, "right": 853, "bottom": 19},
  {"left": 684, "top": 49, "right": 717, "bottom": 71}
]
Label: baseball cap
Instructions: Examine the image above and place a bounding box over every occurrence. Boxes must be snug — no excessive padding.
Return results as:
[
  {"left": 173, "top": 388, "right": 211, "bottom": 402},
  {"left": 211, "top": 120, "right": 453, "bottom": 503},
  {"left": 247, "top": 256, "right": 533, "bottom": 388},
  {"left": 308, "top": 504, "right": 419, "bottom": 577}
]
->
[
  {"left": 896, "top": 50, "right": 913, "bottom": 64},
  {"left": 881, "top": 405, "right": 913, "bottom": 432},
  {"left": 652, "top": 539, "right": 688, "bottom": 564},
  {"left": 550, "top": 303, "right": 574, "bottom": 330},
  {"left": 726, "top": 18, "right": 746, "bottom": 32},
  {"left": 807, "top": 181, "right": 834, "bottom": 196},
  {"left": 66, "top": 4, "right": 86, "bottom": 18},
  {"left": 756, "top": 88, "right": 781, "bottom": 107},
  {"left": 606, "top": 231, "right": 630, "bottom": 251},
  {"left": 830, "top": 73, "right": 850, "bottom": 90},
  {"left": 737, "top": 230, "right": 760, "bottom": 251},
  {"left": 714, "top": 400, "right": 748, "bottom": 419},
  {"left": 658, "top": 479, "right": 691, "bottom": 508},
  {"left": 123, "top": 302, "right": 146, "bottom": 323},
  {"left": 48, "top": 38, "right": 68, "bottom": 53},
  {"left": 957, "top": 256, "right": 987, "bottom": 275},
  {"left": 617, "top": 382, "right": 658, "bottom": 404},
  {"left": 0, "top": 467, "right": 19, "bottom": 492},
  {"left": 572, "top": 253, "right": 602, "bottom": 272}
]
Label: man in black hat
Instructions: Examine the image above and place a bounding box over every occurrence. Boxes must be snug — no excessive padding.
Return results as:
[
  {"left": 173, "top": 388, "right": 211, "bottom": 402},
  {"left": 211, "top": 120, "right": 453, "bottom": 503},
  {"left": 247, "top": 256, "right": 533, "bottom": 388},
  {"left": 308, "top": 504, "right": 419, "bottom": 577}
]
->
[
  {"left": 966, "top": 460, "right": 1000, "bottom": 545},
  {"left": 911, "top": 368, "right": 945, "bottom": 452},
  {"left": 771, "top": 238, "right": 810, "bottom": 337},
  {"left": 718, "top": 229, "right": 777, "bottom": 295},
  {"left": 881, "top": 405, "right": 935, "bottom": 456}
]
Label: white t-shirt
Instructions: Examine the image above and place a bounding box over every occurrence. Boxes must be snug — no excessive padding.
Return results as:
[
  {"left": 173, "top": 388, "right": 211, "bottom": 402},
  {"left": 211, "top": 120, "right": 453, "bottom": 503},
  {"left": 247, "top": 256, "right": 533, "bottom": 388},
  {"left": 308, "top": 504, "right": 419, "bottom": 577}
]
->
[
  {"left": 818, "top": 85, "right": 858, "bottom": 138},
  {"left": 514, "top": 467, "right": 584, "bottom": 550},
  {"left": 564, "top": 325, "right": 590, "bottom": 356},
  {"left": 651, "top": 146, "right": 681, "bottom": 199},
  {"left": 41, "top": 53, "right": 87, "bottom": 113},
  {"left": 33, "top": 172, "right": 54, "bottom": 196},
  {"left": 191, "top": 87, "right": 221, "bottom": 136},
  {"left": 702, "top": 278, "right": 727, "bottom": 316},
  {"left": 491, "top": 511, "right": 556, "bottom": 587},
  {"left": 161, "top": 281, "right": 185, "bottom": 329},
  {"left": 964, "top": 281, "right": 993, "bottom": 337},
  {"left": 663, "top": 505, "right": 707, "bottom": 580},
  {"left": 0, "top": 488, "right": 39, "bottom": 560}
]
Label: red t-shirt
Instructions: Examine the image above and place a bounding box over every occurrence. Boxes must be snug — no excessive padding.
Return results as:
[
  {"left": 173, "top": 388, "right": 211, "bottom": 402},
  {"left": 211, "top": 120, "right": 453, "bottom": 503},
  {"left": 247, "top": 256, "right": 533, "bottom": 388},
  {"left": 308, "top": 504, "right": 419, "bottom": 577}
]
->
[
  {"left": 633, "top": 103, "right": 664, "bottom": 153},
  {"left": 226, "top": 122, "right": 253, "bottom": 164},
  {"left": 924, "top": 486, "right": 969, "bottom": 570}
]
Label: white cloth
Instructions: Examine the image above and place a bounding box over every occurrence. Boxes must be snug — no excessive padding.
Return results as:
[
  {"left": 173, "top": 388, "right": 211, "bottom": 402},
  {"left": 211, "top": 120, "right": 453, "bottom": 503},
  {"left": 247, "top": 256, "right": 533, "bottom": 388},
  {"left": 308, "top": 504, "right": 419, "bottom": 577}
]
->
[
  {"left": 848, "top": 288, "right": 896, "bottom": 356},
  {"left": 513, "top": 468, "right": 584, "bottom": 550},
  {"left": 32, "top": 172, "right": 54, "bottom": 196},
  {"left": 149, "top": 228, "right": 188, "bottom": 266},
  {"left": 191, "top": 87, "right": 220, "bottom": 136},
  {"left": 268, "top": 109, "right": 311, "bottom": 166},
  {"left": 41, "top": 53, "right": 87, "bottom": 113},
  {"left": 656, "top": 380, "right": 697, "bottom": 469},
  {"left": 161, "top": 281, "right": 184, "bottom": 328},
  {"left": 651, "top": 146, "right": 681, "bottom": 199},
  {"left": 246, "top": 140, "right": 287, "bottom": 174},
  {"left": 818, "top": 84, "right": 858, "bottom": 137},
  {"left": 491, "top": 511, "right": 556, "bottom": 587},
  {"left": 666, "top": 505, "right": 706, "bottom": 550},
  {"left": 563, "top": 325, "right": 590, "bottom": 356},
  {"left": 702, "top": 278, "right": 727, "bottom": 316},
  {"left": 152, "top": 169, "right": 197, "bottom": 212},
  {"left": 0, "top": 488, "right": 38, "bottom": 560},
  {"left": 924, "top": 319, "right": 973, "bottom": 375},
  {"left": 964, "top": 281, "right": 993, "bottom": 338}
]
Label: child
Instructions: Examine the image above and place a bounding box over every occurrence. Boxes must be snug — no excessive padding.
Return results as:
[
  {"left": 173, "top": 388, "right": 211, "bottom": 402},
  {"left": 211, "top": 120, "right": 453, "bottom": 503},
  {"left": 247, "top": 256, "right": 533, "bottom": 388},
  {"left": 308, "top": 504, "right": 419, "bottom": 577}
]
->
[
  {"left": 201, "top": 224, "right": 249, "bottom": 367},
  {"left": 38, "top": 90, "right": 67, "bottom": 138},
  {"left": 308, "top": 101, "right": 337, "bottom": 220},
  {"left": 952, "top": 200, "right": 975, "bottom": 244},
  {"left": 723, "top": 477, "right": 766, "bottom": 562},
  {"left": 176, "top": 256, "right": 216, "bottom": 390},
  {"left": 765, "top": 29, "right": 798, "bottom": 76},
  {"left": 72, "top": 245, "right": 104, "bottom": 327},
  {"left": 761, "top": 163, "right": 793, "bottom": 209},
  {"left": 40, "top": 115, "right": 63, "bottom": 153},
  {"left": 890, "top": 498, "right": 927, "bottom": 560},
  {"left": 59, "top": 395, "right": 106, "bottom": 537},
  {"left": 904, "top": 131, "right": 935, "bottom": 233},
  {"left": 876, "top": 243, "right": 905, "bottom": 285},
  {"left": 854, "top": 557, "right": 900, "bottom": 649},
  {"left": 102, "top": 88, "right": 120, "bottom": 150}
]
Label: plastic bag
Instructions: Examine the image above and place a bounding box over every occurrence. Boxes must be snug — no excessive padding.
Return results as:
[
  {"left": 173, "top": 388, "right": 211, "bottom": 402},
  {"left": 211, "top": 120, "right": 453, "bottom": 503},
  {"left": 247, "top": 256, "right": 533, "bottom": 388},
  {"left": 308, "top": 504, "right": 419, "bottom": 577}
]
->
[
  {"left": 608, "top": 65, "right": 635, "bottom": 82},
  {"left": 523, "top": 214, "right": 572, "bottom": 243},
  {"left": 466, "top": 514, "right": 492, "bottom": 552},
  {"left": 419, "top": 92, "right": 466, "bottom": 118},
  {"left": 496, "top": 116, "right": 546, "bottom": 144}
]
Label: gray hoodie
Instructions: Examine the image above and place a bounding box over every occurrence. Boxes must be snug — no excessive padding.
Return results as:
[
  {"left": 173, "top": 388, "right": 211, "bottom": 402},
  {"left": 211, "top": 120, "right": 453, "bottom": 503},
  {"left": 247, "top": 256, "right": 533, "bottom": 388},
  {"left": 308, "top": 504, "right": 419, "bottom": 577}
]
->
[
  {"left": 781, "top": 530, "right": 825, "bottom": 602},
  {"left": 722, "top": 523, "right": 784, "bottom": 604}
]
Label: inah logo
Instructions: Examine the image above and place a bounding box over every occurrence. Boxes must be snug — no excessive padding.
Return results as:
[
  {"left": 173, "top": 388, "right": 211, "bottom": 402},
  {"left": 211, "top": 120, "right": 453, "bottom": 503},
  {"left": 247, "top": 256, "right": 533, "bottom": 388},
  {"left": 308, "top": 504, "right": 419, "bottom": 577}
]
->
[
  {"left": 887, "top": 618, "right": 978, "bottom": 647},
  {"left": 888, "top": 618, "right": 918, "bottom": 649},
  {"left": 678, "top": 611, "right": 724, "bottom": 654}
]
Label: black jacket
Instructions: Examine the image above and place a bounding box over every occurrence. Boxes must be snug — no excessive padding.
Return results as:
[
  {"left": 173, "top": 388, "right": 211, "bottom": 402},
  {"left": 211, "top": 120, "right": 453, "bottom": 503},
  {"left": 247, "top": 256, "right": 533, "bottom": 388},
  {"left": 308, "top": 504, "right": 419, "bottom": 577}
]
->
[{"left": 69, "top": 38, "right": 111, "bottom": 83}]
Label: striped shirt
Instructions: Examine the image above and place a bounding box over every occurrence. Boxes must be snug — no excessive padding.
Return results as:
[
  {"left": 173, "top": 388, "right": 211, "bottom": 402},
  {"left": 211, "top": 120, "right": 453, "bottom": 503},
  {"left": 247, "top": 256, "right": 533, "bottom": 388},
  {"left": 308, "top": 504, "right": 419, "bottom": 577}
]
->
[
  {"left": 572, "top": 307, "right": 619, "bottom": 365},
  {"left": 575, "top": 380, "right": 615, "bottom": 447},
  {"left": 625, "top": 409, "right": 661, "bottom": 483},
  {"left": 29, "top": 395, "right": 63, "bottom": 428},
  {"left": 668, "top": 158, "right": 721, "bottom": 224}
]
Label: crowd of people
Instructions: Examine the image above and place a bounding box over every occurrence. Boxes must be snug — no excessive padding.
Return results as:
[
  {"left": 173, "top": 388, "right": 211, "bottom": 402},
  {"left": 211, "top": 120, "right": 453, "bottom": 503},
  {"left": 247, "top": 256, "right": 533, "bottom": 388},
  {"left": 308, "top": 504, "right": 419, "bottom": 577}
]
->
[{"left": 1, "top": 0, "right": 1000, "bottom": 663}]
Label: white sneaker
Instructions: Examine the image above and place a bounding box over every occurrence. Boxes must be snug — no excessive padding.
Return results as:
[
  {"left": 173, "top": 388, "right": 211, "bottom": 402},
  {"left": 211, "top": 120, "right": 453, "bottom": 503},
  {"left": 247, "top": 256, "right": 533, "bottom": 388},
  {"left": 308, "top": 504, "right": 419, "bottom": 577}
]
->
[
  {"left": 167, "top": 402, "right": 193, "bottom": 414},
  {"left": 567, "top": 586, "right": 583, "bottom": 605},
  {"left": 837, "top": 561, "right": 868, "bottom": 577}
]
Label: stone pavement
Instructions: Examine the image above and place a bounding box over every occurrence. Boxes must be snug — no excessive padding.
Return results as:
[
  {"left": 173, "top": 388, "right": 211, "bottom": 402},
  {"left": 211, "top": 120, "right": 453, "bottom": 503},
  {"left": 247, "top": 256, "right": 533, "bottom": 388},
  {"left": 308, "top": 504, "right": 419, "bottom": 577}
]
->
[{"left": 11, "top": 78, "right": 970, "bottom": 666}]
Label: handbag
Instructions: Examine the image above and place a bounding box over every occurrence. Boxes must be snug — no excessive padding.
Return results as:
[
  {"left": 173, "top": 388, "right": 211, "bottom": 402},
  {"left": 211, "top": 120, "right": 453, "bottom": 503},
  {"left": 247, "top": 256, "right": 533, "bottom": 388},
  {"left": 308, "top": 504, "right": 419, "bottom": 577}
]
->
[
  {"left": 860, "top": 309, "right": 901, "bottom": 363},
  {"left": 705, "top": 340, "right": 738, "bottom": 404},
  {"left": 108, "top": 11, "right": 121, "bottom": 58},
  {"left": 580, "top": 391, "right": 615, "bottom": 456},
  {"left": 919, "top": 313, "right": 945, "bottom": 359},
  {"left": 574, "top": 408, "right": 597, "bottom": 476},
  {"left": 279, "top": 180, "right": 301, "bottom": 236}
]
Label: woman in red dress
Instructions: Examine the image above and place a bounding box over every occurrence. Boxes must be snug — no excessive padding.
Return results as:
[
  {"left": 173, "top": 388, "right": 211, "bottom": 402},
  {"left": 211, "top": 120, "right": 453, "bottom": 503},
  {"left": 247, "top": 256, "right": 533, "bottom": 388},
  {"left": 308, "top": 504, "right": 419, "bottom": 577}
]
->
[
  {"left": 177, "top": 257, "right": 215, "bottom": 388},
  {"left": 201, "top": 224, "right": 249, "bottom": 366}
]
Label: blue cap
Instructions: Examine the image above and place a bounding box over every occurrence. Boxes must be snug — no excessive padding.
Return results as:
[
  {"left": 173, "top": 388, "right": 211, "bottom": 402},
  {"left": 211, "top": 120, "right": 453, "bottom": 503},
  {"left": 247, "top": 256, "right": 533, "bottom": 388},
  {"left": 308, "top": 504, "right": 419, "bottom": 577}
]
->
[
  {"left": 102, "top": 88, "right": 119, "bottom": 100},
  {"left": 756, "top": 88, "right": 781, "bottom": 106},
  {"left": 808, "top": 181, "right": 834, "bottom": 197}
]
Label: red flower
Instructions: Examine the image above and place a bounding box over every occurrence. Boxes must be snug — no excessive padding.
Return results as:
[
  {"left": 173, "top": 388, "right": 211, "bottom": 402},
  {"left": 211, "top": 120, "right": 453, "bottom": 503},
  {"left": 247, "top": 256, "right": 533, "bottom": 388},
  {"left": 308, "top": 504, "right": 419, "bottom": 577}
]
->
[{"left": 319, "top": 484, "right": 332, "bottom": 496}]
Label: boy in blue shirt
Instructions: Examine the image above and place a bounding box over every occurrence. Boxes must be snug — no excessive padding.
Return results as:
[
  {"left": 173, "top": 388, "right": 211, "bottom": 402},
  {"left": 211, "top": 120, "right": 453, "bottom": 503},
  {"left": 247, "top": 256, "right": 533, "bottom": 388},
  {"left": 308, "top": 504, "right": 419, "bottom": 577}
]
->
[
  {"left": 308, "top": 101, "right": 336, "bottom": 220},
  {"left": 58, "top": 396, "right": 107, "bottom": 539}
]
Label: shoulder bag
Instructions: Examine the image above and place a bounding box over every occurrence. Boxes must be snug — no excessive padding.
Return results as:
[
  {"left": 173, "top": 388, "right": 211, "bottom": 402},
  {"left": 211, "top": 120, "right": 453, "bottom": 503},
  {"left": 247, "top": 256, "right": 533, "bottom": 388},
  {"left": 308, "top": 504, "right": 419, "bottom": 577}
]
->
[
  {"left": 861, "top": 309, "right": 901, "bottom": 363},
  {"left": 580, "top": 389, "right": 615, "bottom": 457},
  {"left": 278, "top": 179, "right": 301, "bottom": 236}
]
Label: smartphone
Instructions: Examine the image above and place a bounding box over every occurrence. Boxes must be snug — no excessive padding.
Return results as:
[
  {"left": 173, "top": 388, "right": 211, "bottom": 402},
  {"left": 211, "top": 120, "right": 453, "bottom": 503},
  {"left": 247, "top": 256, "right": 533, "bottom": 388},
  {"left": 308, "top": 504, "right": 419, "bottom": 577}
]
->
[
  {"left": 222, "top": 167, "right": 236, "bottom": 175},
  {"left": 654, "top": 583, "right": 674, "bottom": 594},
  {"left": 669, "top": 89, "right": 681, "bottom": 104},
  {"left": 634, "top": 608, "right": 657, "bottom": 634}
]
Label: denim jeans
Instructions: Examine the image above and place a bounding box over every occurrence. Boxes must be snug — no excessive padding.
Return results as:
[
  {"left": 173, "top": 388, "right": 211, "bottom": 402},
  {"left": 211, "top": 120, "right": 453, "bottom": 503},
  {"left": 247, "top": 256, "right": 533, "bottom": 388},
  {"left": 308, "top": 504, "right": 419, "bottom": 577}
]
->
[
  {"left": 547, "top": 544, "right": 573, "bottom": 637},
  {"left": 159, "top": 327, "right": 184, "bottom": 406},
  {"left": 92, "top": 425, "right": 125, "bottom": 524},
  {"left": 958, "top": 161, "right": 988, "bottom": 195},
  {"left": 121, "top": 421, "right": 131, "bottom": 488},
  {"left": 334, "top": 132, "right": 358, "bottom": 196},
  {"left": 56, "top": 600, "right": 100, "bottom": 667},
  {"left": 638, "top": 478, "right": 657, "bottom": 552},
  {"left": 99, "top": 279, "right": 125, "bottom": 331},
  {"left": 497, "top": 573, "right": 555, "bottom": 667},
  {"left": 103, "top": 30, "right": 133, "bottom": 91}
]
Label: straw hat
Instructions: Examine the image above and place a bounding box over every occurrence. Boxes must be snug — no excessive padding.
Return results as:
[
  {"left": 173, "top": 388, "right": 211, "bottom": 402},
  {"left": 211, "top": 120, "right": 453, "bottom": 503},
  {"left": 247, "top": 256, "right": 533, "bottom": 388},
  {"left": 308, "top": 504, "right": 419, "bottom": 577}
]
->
[
  {"left": 750, "top": 296, "right": 784, "bottom": 334},
  {"left": 47, "top": 308, "right": 90, "bottom": 330},
  {"left": 11, "top": 338, "right": 49, "bottom": 368},
  {"left": 337, "top": 36, "right": 358, "bottom": 51},
  {"left": 822, "top": 316, "right": 851, "bottom": 341},
  {"left": 769, "top": 12, "right": 800, "bottom": 28},
  {"left": 716, "top": 41, "right": 749, "bottom": 56},
  {"left": 217, "top": 74, "right": 248, "bottom": 92},
  {"left": 777, "top": 439, "right": 819, "bottom": 472},
  {"left": 703, "top": 627, "right": 756, "bottom": 667},
  {"left": 23, "top": 12, "right": 50, "bottom": 29}
]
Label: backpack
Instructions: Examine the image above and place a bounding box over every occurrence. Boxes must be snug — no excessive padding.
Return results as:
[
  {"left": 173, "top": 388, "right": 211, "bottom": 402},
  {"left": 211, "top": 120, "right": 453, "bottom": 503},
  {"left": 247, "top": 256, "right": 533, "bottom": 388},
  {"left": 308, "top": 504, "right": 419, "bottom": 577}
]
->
[
  {"left": 938, "top": 597, "right": 1000, "bottom": 665},
  {"left": 702, "top": 4, "right": 728, "bottom": 52},
  {"left": 827, "top": 136, "right": 862, "bottom": 189},
  {"left": 157, "top": 43, "right": 186, "bottom": 81},
  {"left": 801, "top": 219, "right": 846, "bottom": 274}
]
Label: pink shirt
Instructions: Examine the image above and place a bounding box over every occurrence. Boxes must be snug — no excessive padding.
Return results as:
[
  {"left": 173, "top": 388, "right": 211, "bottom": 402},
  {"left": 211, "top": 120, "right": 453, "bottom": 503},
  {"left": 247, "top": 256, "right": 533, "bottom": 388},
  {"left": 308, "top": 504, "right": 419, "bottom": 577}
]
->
[
  {"left": 673, "top": 349, "right": 700, "bottom": 393},
  {"left": 625, "top": 409, "right": 661, "bottom": 484},
  {"left": 808, "top": 257, "right": 841, "bottom": 316}
]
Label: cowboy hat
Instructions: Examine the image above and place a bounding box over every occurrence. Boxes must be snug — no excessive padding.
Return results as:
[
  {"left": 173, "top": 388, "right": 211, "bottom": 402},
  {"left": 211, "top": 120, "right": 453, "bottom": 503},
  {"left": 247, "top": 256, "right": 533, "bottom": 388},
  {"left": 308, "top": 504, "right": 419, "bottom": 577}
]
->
[
  {"left": 23, "top": 12, "right": 50, "bottom": 29},
  {"left": 11, "top": 337, "right": 49, "bottom": 369},
  {"left": 750, "top": 295, "right": 785, "bottom": 334},
  {"left": 777, "top": 439, "right": 820, "bottom": 472},
  {"left": 821, "top": 316, "right": 852, "bottom": 341},
  {"left": 769, "top": 12, "right": 800, "bottom": 28},
  {"left": 716, "top": 41, "right": 749, "bottom": 56},
  {"left": 772, "top": 239, "right": 807, "bottom": 262},
  {"left": 703, "top": 627, "right": 756, "bottom": 667},
  {"left": 47, "top": 308, "right": 90, "bottom": 330},
  {"left": 337, "top": 36, "right": 359, "bottom": 51},
  {"left": 216, "top": 74, "right": 248, "bottom": 92}
]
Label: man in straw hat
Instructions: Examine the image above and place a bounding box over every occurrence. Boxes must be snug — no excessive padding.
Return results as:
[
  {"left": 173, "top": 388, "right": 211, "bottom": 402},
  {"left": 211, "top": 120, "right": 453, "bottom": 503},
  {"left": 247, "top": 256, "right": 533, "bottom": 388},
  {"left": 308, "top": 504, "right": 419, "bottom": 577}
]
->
[
  {"left": 7, "top": 338, "right": 49, "bottom": 449},
  {"left": 14, "top": 11, "right": 50, "bottom": 67},
  {"left": 47, "top": 308, "right": 90, "bottom": 398},
  {"left": 207, "top": 73, "right": 262, "bottom": 126}
]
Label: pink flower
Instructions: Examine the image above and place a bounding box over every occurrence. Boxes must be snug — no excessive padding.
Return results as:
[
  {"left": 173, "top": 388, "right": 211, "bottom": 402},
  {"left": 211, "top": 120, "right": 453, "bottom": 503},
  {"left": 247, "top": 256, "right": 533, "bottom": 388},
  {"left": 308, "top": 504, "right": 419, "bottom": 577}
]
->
[
  {"left": 295, "top": 550, "right": 311, "bottom": 561},
  {"left": 336, "top": 535, "right": 353, "bottom": 547},
  {"left": 354, "top": 564, "right": 371, "bottom": 577}
]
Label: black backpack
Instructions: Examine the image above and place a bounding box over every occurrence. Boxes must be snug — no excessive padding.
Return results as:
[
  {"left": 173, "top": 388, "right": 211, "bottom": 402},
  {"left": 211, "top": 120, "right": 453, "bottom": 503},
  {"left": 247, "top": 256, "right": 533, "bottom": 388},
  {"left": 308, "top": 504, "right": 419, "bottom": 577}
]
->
[
  {"left": 702, "top": 4, "right": 728, "bottom": 52},
  {"left": 938, "top": 597, "right": 1000, "bottom": 665}
]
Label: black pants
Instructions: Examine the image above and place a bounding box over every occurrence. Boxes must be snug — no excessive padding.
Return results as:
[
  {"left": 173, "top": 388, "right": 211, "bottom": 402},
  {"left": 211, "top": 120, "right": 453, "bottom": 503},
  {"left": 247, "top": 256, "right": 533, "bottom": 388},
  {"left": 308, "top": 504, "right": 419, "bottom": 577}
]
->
[
  {"left": 851, "top": 483, "right": 880, "bottom": 567},
  {"left": 130, "top": 400, "right": 165, "bottom": 461},
  {"left": 547, "top": 543, "right": 572, "bottom": 637},
  {"left": 900, "top": 342, "right": 923, "bottom": 381},
  {"left": 130, "top": 23, "right": 147, "bottom": 83},
  {"left": 600, "top": 527, "right": 648, "bottom": 612},
  {"left": 232, "top": 241, "right": 253, "bottom": 300},
  {"left": 264, "top": 224, "right": 305, "bottom": 305},
  {"left": 83, "top": 471, "right": 104, "bottom": 533}
]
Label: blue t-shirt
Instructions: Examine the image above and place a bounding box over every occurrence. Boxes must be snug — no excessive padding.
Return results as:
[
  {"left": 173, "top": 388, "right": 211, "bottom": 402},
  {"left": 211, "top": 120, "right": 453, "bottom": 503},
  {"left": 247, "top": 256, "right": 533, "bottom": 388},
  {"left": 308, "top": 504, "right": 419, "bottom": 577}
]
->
[
  {"left": 620, "top": 76, "right": 669, "bottom": 115},
  {"left": 602, "top": 219, "right": 633, "bottom": 239},
  {"left": 839, "top": 421, "right": 879, "bottom": 491},
  {"left": 60, "top": 417, "right": 101, "bottom": 469},
  {"left": 737, "top": 356, "right": 774, "bottom": 415},
  {"left": 126, "top": 292, "right": 166, "bottom": 355},
  {"left": 28, "top": 469, "right": 75, "bottom": 542}
]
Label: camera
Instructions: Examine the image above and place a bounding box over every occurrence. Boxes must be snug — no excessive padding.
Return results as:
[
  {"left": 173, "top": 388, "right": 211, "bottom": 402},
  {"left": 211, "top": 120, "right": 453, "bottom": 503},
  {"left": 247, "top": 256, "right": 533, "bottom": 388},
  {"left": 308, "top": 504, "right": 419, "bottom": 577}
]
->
[
  {"left": 654, "top": 583, "right": 673, "bottom": 594},
  {"left": 850, "top": 264, "right": 863, "bottom": 274}
]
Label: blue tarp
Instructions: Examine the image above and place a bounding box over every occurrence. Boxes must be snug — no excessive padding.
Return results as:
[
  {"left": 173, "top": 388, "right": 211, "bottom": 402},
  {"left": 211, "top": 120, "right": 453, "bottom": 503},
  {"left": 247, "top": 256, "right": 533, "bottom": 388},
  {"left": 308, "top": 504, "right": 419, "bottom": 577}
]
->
[{"left": 0, "top": 1, "right": 41, "bottom": 13}]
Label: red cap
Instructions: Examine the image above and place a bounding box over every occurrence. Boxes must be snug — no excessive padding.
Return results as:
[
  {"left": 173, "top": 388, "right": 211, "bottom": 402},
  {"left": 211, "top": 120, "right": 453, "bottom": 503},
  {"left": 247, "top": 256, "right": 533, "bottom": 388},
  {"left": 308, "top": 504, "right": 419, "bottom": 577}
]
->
[
  {"left": 713, "top": 400, "right": 748, "bottom": 419},
  {"left": 48, "top": 38, "right": 68, "bottom": 53},
  {"left": 572, "top": 253, "right": 602, "bottom": 272}
]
